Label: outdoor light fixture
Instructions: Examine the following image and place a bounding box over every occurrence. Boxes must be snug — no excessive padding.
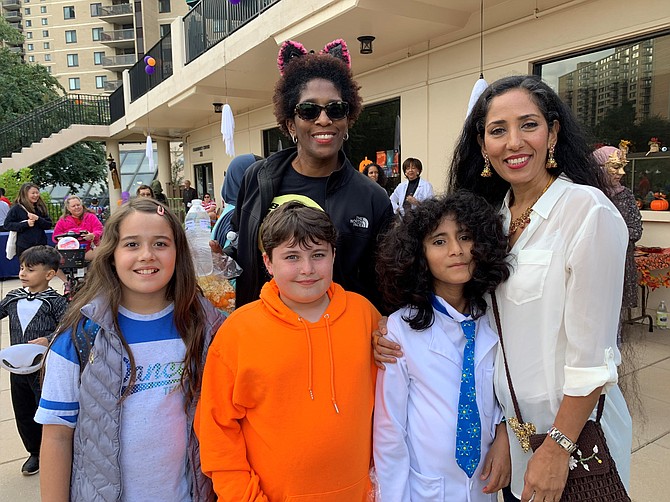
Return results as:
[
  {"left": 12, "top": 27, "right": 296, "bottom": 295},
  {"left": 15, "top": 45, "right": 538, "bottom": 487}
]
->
[
  {"left": 106, "top": 153, "right": 115, "bottom": 169},
  {"left": 213, "top": 102, "right": 224, "bottom": 113},
  {"left": 357, "top": 36, "right": 375, "bottom": 55}
]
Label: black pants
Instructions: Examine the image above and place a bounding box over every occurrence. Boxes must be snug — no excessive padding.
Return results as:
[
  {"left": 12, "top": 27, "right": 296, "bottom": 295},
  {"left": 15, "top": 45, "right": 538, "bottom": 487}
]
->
[
  {"left": 10, "top": 371, "right": 42, "bottom": 455},
  {"left": 502, "top": 485, "right": 520, "bottom": 501}
]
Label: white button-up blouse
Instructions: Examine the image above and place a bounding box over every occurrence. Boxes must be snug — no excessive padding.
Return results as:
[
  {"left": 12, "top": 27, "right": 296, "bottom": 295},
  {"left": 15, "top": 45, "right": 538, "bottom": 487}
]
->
[{"left": 491, "top": 175, "right": 633, "bottom": 497}]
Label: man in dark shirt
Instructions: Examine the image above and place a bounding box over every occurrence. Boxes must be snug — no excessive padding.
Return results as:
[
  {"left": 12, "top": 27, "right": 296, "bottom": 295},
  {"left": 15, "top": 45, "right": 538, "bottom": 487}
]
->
[{"left": 182, "top": 180, "right": 198, "bottom": 210}]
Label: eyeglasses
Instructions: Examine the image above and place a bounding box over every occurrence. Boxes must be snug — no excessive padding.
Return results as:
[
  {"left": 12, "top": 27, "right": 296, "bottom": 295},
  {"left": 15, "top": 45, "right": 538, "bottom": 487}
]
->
[{"left": 294, "top": 101, "right": 349, "bottom": 122}]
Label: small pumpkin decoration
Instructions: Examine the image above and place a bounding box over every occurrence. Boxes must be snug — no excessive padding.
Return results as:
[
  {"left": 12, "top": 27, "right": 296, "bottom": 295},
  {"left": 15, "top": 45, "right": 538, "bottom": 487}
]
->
[{"left": 650, "top": 198, "right": 669, "bottom": 211}]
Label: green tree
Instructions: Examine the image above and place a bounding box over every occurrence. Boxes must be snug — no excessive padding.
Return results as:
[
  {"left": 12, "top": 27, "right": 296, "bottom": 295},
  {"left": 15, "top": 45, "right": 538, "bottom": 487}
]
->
[
  {"left": 0, "top": 15, "right": 23, "bottom": 47},
  {"left": 31, "top": 141, "right": 107, "bottom": 191},
  {"left": 0, "top": 167, "right": 32, "bottom": 201}
]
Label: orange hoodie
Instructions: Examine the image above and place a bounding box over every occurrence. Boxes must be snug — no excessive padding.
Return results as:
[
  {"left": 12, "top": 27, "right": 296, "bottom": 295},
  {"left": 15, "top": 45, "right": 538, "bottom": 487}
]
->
[{"left": 196, "top": 279, "right": 380, "bottom": 502}]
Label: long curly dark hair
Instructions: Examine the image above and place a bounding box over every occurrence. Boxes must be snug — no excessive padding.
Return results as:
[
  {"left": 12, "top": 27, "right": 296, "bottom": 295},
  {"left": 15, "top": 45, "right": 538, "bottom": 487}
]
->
[
  {"left": 448, "top": 75, "right": 609, "bottom": 205},
  {"left": 273, "top": 53, "right": 363, "bottom": 137},
  {"left": 376, "top": 191, "right": 511, "bottom": 330}
]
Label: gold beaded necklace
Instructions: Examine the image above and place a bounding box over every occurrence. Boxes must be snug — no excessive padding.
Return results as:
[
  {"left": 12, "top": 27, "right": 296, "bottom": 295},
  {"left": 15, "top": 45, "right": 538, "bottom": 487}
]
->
[{"left": 508, "top": 176, "right": 556, "bottom": 236}]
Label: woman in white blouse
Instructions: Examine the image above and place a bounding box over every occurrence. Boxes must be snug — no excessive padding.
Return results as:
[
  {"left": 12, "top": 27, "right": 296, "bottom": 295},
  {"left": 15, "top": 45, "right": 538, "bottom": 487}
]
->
[
  {"left": 446, "top": 75, "right": 632, "bottom": 502},
  {"left": 390, "top": 158, "right": 434, "bottom": 216}
]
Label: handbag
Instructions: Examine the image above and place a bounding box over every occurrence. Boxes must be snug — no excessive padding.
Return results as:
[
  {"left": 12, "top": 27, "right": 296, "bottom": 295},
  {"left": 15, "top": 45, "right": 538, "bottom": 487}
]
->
[
  {"left": 6, "top": 231, "right": 17, "bottom": 260},
  {"left": 491, "top": 294, "right": 630, "bottom": 501}
]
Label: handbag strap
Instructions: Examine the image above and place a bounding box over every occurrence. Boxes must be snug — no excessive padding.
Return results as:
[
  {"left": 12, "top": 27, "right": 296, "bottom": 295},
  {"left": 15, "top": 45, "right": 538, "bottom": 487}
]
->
[{"left": 490, "top": 293, "right": 606, "bottom": 425}]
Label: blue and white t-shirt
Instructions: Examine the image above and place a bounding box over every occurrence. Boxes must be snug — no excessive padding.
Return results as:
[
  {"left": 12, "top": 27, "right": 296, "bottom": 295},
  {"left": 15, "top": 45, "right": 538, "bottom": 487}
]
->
[{"left": 35, "top": 304, "right": 191, "bottom": 502}]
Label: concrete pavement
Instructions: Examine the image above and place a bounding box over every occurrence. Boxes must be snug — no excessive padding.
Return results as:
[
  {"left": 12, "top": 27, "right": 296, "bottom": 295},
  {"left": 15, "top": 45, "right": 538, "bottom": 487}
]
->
[{"left": 1, "top": 277, "right": 669, "bottom": 501}]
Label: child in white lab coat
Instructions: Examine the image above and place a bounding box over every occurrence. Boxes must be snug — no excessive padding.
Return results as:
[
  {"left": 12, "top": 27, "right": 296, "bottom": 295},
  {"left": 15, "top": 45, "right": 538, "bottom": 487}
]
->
[{"left": 373, "top": 191, "right": 511, "bottom": 501}]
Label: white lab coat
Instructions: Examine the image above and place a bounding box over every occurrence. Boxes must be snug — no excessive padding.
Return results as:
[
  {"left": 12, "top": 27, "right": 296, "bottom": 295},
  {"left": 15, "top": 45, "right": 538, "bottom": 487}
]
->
[
  {"left": 390, "top": 177, "right": 434, "bottom": 215},
  {"left": 374, "top": 297, "right": 502, "bottom": 502}
]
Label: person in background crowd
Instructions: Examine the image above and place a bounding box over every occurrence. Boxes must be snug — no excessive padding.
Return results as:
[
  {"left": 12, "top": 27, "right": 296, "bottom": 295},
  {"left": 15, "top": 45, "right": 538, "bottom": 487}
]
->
[
  {"left": 151, "top": 180, "right": 169, "bottom": 204},
  {"left": 390, "top": 158, "right": 434, "bottom": 216},
  {"left": 182, "top": 180, "right": 198, "bottom": 210},
  {"left": 136, "top": 185, "right": 155, "bottom": 198},
  {"left": 594, "top": 145, "right": 642, "bottom": 345},
  {"left": 210, "top": 154, "right": 263, "bottom": 251},
  {"left": 53, "top": 196, "right": 103, "bottom": 262},
  {"left": 0, "top": 187, "right": 11, "bottom": 205},
  {"left": 227, "top": 39, "right": 393, "bottom": 309},
  {"left": 362, "top": 162, "right": 388, "bottom": 193},
  {"left": 87, "top": 198, "right": 107, "bottom": 224},
  {"left": 4, "top": 183, "right": 53, "bottom": 259},
  {"left": 0, "top": 196, "right": 9, "bottom": 232}
]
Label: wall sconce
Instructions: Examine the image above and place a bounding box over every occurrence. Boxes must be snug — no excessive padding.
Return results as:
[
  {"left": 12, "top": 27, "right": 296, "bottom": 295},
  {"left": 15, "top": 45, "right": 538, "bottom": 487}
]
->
[
  {"left": 213, "top": 102, "right": 224, "bottom": 113},
  {"left": 106, "top": 153, "right": 116, "bottom": 170},
  {"left": 357, "top": 36, "right": 375, "bottom": 55}
]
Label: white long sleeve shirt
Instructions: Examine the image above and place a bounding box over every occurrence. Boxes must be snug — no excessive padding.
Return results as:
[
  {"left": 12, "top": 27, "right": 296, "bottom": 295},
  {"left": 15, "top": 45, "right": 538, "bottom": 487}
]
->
[
  {"left": 390, "top": 177, "right": 434, "bottom": 215},
  {"left": 374, "top": 297, "right": 502, "bottom": 502},
  {"left": 492, "top": 175, "right": 632, "bottom": 497}
]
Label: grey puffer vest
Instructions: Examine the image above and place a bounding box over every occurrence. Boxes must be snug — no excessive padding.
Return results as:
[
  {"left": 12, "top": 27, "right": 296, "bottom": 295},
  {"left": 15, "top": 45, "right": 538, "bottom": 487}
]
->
[{"left": 69, "top": 295, "right": 225, "bottom": 502}]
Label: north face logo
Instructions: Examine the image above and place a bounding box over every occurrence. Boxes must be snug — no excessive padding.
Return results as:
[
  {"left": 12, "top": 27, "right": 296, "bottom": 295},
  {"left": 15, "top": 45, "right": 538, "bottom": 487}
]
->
[{"left": 350, "top": 216, "right": 369, "bottom": 229}]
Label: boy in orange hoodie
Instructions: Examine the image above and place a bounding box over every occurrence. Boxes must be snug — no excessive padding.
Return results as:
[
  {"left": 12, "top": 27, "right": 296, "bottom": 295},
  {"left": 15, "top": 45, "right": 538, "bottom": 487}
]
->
[{"left": 197, "top": 201, "right": 381, "bottom": 502}]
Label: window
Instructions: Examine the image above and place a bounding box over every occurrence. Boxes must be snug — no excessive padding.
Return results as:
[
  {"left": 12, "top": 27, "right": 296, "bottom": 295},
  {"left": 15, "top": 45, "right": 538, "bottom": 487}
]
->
[
  {"left": 159, "top": 24, "right": 170, "bottom": 37},
  {"left": 43, "top": 42, "right": 49, "bottom": 49},
  {"left": 46, "top": 66, "right": 52, "bottom": 74},
  {"left": 40, "top": 6, "right": 46, "bottom": 13},
  {"left": 25, "top": 20, "right": 32, "bottom": 27},
  {"left": 42, "top": 30, "right": 48, "bottom": 37},
  {"left": 44, "top": 54, "right": 51, "bottom": 62},
  {"left": 41, "top": 18, "right": 48, "bottom": 25},
  {"left": 67, "top": 54, "right": 79, "bottom": 67},
  {"left": 90, "top": 3, "right": 102, "bottom": 17},
  {"left": 27, "top": 43, "right": 34, "bottom": 51},
  {"left": 158, "top": 0, "right": 170, "bottom": 13},
  {"left": 537, "top": 31, "right": 670, "bottom": 208},
  {"left": 92, "top": 27, "right": 103, "bottom": 41},
  {"left": 63, "top": 6, "right": 75, "bottom": 19},
  {"left": 95, "top": 76, "right": 107, "bottom": 89},
  {"left": 24, "top": 7, "right": 31, "bottom": 14},
  {"left": 68, "top": 78, "right": 80, "bottom": 91},
  {"left": 26, "top": 32, "right": 33, "bottom": 39},
  {"left": 28, "top": 55, "right": 35, "bottom": 62},
  {"left": 94, "top": 51, "right": 104, "bottom": 65},
  {"left": 65, "top": 30, "right": 77, "bottom": 43}
]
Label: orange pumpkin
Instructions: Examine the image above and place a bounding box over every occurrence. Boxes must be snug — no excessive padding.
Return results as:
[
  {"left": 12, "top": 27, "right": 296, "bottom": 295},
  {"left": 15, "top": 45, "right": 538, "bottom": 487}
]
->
[{"left": 650, "top": 199, "right": 669, "bottom": 211}]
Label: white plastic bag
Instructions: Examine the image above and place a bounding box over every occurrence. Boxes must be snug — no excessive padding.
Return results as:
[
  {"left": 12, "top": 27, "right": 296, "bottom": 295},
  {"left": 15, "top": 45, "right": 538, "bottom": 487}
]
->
[{"left": 5, "top": 231, "right": 17, "bottom": 260}]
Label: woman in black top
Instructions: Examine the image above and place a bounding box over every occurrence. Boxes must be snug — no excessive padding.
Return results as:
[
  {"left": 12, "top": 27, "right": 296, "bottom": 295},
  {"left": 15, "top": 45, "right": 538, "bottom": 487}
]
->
[{"left": 4, "top": 183, "right": 53, "bottom": 259}]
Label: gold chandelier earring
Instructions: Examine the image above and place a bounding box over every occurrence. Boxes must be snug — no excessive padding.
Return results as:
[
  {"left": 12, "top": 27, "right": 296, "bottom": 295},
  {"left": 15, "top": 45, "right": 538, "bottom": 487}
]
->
[
  {"left": 481, "top": 154, "right": 492, "bottom": 177},
  {"left": 546, "top": 144, "right": 558, "bottom": 170}
]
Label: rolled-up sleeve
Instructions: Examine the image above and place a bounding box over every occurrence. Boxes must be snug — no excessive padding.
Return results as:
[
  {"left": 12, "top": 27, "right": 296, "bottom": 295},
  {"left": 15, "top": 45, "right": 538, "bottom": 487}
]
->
[{"left": 563, "top": 204, "right": 627, "bottom": 396}]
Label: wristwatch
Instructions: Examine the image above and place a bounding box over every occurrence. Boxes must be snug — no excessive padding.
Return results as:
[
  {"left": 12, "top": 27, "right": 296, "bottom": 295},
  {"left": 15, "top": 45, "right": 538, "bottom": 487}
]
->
[{"left": 547, "top": 426, "right": 578, "bottom": 454}]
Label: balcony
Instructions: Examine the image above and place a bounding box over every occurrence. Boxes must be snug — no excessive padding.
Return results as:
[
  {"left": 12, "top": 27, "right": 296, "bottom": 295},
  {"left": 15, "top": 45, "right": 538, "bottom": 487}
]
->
[
  {"left": 104, "top": 80, "right": 123, "bottom": 93},
  {"left": 3, "top": 9, "right": 20, "bottom": 22},
  {"left": 8, "top": 45, "right": 23, "bottom": 55},
  {"left": 98, "top": 3, "right": 133, "bottom": 25},
  {"left": 102, "top": 54, "right": 137, "bottom": 70},
  {"left": 1, "top": 0, "right": 21, "bottom": 11},
  {"left": 100, "top": 28, "right": 135, "bottom": 49},
  {"left": 8, "top": 21, "right": 21, "bottom": 32}
]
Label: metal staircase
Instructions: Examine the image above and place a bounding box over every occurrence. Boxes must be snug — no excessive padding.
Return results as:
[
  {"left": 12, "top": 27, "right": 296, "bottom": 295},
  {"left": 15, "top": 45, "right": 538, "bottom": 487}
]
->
[{"left": 0, "top": 94, "right": 112, "bottom": 172}]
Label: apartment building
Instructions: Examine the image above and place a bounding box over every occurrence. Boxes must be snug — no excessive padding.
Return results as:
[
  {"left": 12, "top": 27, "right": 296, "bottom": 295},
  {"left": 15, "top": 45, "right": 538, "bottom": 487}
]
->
[{"left": 18, "top": 0, "right": 188, "bottom": 95}]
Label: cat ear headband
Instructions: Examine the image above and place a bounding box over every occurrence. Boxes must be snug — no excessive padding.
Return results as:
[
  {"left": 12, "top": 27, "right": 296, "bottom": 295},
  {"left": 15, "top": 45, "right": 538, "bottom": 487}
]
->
[{"left": 277, "top": 39, "right": 351, "bottom": 76}]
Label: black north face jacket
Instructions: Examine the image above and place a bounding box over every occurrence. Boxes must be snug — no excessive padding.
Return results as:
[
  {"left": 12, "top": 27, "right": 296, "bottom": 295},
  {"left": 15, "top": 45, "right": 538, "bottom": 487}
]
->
[{"left": 229, "top": 147, "right": 393, "bottom": 311}]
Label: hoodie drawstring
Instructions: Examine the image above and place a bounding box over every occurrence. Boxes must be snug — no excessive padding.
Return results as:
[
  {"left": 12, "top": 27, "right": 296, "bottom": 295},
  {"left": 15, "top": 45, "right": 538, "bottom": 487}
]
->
[
  {"left": 298, "top": 315, "right": 339, "bottom": 414},
  {"left": 298, "top": 317, "right": 314, "bottom": 401}
]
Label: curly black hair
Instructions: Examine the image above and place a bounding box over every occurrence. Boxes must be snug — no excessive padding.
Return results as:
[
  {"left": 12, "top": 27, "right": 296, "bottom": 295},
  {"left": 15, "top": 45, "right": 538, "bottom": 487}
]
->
[
  {"left": 448, "top": 75, "right": 609, "bottom": 205},
  {"left": 362, "top": 162, "right": 387, "bottom": 188},
  {"left": 273, "top": 53, "right": 363, "bottom": 137},
  {"left": 376, "top": 191, "right": 511, "bottom": 330}
]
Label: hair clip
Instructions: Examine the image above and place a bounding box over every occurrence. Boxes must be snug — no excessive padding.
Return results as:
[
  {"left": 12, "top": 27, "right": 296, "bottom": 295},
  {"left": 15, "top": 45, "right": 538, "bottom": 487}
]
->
[{"left": 156, "top": 204, "right": 165, "bottom": 216}]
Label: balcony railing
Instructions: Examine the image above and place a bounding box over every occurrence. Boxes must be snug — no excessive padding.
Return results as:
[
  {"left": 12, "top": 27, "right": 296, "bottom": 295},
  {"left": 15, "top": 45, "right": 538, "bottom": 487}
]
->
[
  {"left": 184, "top": 0, "right": 281, "bottom": 64},
  {"left": 100, "top": 29, "right": 135, "bottom": 43},
  {"left": 99, "top": 3, "right": 133, "bottom": 17},
  {"left": 3, "top": 10, "right": 21, "bottom": 22},
  {"left": 0, "top": 94, "right": 111, "bottom": 159},
  {"left": 104, "top": 80, "right": 123, "bottom": 92},
  {"left": 102, "top": 54, "right": 137, "bottom": 68},
  {"left": 129, "top": 33, "right": 173, "bottom": 102},
  {"left": 1, "top": 0, "right": 21, "bottom": 11},
  {"left": 109, "top": 86, "right": 125, "bottom": 123}
]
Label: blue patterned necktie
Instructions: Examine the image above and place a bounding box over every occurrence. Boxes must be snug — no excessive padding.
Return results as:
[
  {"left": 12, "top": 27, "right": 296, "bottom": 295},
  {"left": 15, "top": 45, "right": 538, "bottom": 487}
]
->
[{"left": 431, "top": 295, "right": 481, "bottom": 478}]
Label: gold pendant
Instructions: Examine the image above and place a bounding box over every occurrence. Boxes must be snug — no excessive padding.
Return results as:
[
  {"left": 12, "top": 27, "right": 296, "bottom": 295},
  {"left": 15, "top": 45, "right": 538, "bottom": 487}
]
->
[{"left": 508, "top": 417, "right": 537, "bottom": 453}]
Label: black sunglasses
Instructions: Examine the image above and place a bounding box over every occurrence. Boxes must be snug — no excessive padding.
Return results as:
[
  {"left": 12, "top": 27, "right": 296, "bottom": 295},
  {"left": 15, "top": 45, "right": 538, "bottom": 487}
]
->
[{"left": 294, "top": 101, "right": 349, "bottom": 122}]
